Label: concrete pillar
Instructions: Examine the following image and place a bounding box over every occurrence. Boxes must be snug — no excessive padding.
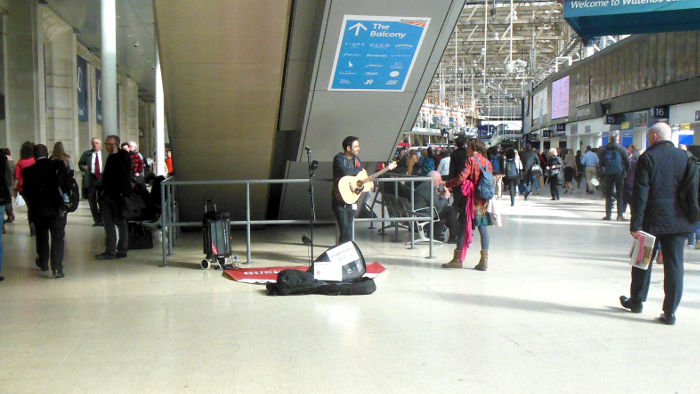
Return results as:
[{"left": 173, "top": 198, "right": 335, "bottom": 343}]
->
[
  {"left": 155, "top": 48, "right": 166, "bottom": 176},
  {"left": 100, "top": 0, "right": 117, "bottom": 136},
  {"left": 4, "top": 0, "right": 39, "bottom": 151}
]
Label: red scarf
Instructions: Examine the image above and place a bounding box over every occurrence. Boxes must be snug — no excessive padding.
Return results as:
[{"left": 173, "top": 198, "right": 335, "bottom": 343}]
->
[{"left": 459, "top": 179, "right": 475, "bottom": 262}]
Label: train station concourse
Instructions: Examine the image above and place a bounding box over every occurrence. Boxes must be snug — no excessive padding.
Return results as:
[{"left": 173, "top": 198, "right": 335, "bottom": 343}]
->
[{"left": 0, "top": 0, "right": 699, "bottom": 392}]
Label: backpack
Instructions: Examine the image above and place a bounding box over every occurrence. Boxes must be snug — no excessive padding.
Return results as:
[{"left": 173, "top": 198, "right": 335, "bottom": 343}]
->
[
  {"left": 490, "top": 156, "right": 501, "bottom": 174},
  {"left": 678, "top": 154, "right": 700, "bottom": 222},
  {"left": 505, "top": 159, "right": 519, "bottom": 179},
  {"left": 604, "top": 147, "right": 623, "bottom": 175},
  {"left": 421, "top": 157, "right": 435, "bottom": 175},
  {"left": 475, "top": 161, "right": 494, "bottom": 200},
  {"left": 64, "top": 176, "right": 80, "bottom": 213}
]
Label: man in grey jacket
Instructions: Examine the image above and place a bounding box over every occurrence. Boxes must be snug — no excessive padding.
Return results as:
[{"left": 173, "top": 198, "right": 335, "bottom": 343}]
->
[{"left": 620, "top": 123, "right": 694, "bottom": 325}]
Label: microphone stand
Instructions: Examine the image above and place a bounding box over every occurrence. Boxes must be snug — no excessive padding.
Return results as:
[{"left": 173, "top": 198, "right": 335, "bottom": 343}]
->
[{"left": 305, "top": 147, "right": 316, "bottom": 264}]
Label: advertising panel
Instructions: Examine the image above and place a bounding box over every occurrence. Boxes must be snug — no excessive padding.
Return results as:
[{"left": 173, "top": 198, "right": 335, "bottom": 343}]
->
[
  {"left": 96, "top": 69, "right": 102, "bottom": 124},
  {"left": 551, "top": 76, "right": 570, "bottom": 119},
  {"left": 328, "top": 15, "right": 430, "bottom": 92},
  {"left": 533, "top": 88, "right": 548, "bottom": 120},
  {"left": 77, "top": 56, "right": 88, "bottom": 121}
]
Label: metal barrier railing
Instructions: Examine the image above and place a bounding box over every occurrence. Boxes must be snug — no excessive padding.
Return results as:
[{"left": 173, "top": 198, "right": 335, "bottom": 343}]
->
[{"left": 159, "top": 176, "right": 437, "bottom": 267}]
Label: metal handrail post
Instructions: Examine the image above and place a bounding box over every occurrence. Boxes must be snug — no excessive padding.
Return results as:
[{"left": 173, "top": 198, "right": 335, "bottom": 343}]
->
[
  {"left": 393, "top": 183, "right": 398, "bottom": 241},
  {"left": 168, "top": 183, "right": 174, "bottom": 255},
  {"left": 245, "top": 182, "right": 252, "bottom": 264},
  {"left": 160, "top": 180, "right": 167, "bottom": 267},
  {"left": 428, "top": 177, "right": 435, "bottom": 259},
  {"left": 409, "top": 180, "right": 415, "bottom": 249}
]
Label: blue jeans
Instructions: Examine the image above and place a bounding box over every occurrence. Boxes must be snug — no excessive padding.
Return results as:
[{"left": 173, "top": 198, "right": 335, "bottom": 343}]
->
[
  {"left": 0, "top": 205, "right": 5, "bottom": 274},
  {"left": 531, "top": 175, "right": 540, "bottom": 191}
]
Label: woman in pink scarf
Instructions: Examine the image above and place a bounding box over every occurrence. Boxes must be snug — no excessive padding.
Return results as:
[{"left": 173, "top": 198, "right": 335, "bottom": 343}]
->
[{"left": 442, "top": 139, "right": 493, "bottom": 270}]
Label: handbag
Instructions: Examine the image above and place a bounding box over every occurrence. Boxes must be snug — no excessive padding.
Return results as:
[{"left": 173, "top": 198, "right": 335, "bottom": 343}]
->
[
  {"left": 123, "top": 193, "right": 146, "bottom": 219},
  {"left": 486, "top": 199, "right": 502, "bottom": 227},
  {"left": 15, "top": 194, "right": 25, "bottom": 207},
  {"left": 531, "top": 163, "right": 543, "bottom": 176},
  {"left": 128, "top": 222, "right": 153, "bottom": 249}
]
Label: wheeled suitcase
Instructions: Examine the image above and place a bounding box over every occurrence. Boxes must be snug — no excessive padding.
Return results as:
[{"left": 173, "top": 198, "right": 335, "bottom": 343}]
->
[{"left": 202, "top": 199, "right": 233, "bottom": 269}]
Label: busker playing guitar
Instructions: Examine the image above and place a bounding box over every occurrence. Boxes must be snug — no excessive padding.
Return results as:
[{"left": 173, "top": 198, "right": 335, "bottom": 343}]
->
[{"left": 332, "top": 136, "right": 364, "bottom": 244}]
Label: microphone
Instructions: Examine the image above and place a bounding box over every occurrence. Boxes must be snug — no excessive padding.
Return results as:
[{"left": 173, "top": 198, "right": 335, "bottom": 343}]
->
[{"left": 304, "top": 146, "right": 311, "bottom": 152}]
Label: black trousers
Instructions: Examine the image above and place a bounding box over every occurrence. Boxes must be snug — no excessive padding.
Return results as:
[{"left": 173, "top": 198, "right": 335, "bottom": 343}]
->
[
  {"left": 34, "top": 213, "right": 67, "bottom": 273},
  {"left": 102, "top": 196, "right": 128, "bottom": 254},
  {"left": 550, "top": 182, "right": 560, "bottom": 200},
  {"left": 333, "top": 204, "right": 354, "bottom": 244},
  {"left": 88, "top": 176, "right": 102, "bottom": 224},
  {"left": 506, "top": 178, "right": 518, "bottom": 205},
  {"left": 603, "top": 173, "right": 624, "bottom": 218},
  {"left": 630, "top": 233, "right": 686, "bottom": 314}
]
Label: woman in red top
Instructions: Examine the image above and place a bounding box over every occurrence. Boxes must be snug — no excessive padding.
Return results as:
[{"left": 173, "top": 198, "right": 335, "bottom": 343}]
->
[
  {"left": 14, "top": 141, "right": 36, "bottom": 235},
  {"left": 443, "top": 138, "right": 492, "bottom": 270}
]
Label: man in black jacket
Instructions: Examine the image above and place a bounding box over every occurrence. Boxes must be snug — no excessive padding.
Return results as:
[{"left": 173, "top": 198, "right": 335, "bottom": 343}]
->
[
  {"left": 598, "top": 132, "right": 630, "bottom": 221},
  {"left": 22, "top": 144, "right": 71, "bottom": 278},
  {"left": 518, "top": 144, "right": 541, "bottom": 199},
  {"left": 0, "top": 150, "right": 12, "bottom": 281},
  {"left": 620, "top": 123, "right": 694, "bottom": 325},
  {"left": 96, "top": 135, "right": 133, "bottom": 259},
  {"left": 447, "top": 136, "right": 467, "bottom": 243}
]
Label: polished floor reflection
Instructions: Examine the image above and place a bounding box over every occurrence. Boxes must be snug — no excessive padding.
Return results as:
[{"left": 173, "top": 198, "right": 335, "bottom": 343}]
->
[{"left": 1, "top": 188, "right": 699, "bottom": 392}]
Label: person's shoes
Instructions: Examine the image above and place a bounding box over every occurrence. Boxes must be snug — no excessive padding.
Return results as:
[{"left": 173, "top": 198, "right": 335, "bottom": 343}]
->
[
  {"left": 442, "top": 249, "right": 462, "bottom": 268},
  {"left": 95, "top": 252, "right": 116, "bottom": 260},
  {"left": 510, "top": 202, "right": 514, "bottom": 206},
  {"left": 551, "top": 197, "right": 556, "bottom": 200},
  {"left": 523, "top": 191, "right": 531, "bottom": 200},
  {"left": 619, "top": 296, "right": 643, "bottom": 313},
  {"left": 602, "top": 216, "right": 611, "bottom": 221},
  {"left": 474, "top": 250, "right": 488, "bottom": 271},
  {"left": 115, "top": 251, "right": 128, "bottom": 259},
  {"left": 35, "top": 257, "right": 49, "bottom": 271},
  {"left": 658, "top": 312, "right": 676, "bottom": 325},
  {"left": 53, "top": 270, "right": 64, "bottom": 279},
  {"left": 0, "top": 275, "right": 4, "bottom": 281},
  {"left": 616, "top": 216, "right": 627, "bottom": 222},
  {"left": 92, "top": 222, "right": 104, "bottom": 227}
]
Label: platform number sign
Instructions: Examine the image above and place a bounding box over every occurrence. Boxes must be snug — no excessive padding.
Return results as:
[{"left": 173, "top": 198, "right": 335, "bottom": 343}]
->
[
  {"left": 329, "top": 15, "right": 430, "bottom": 92},
  {"left": 652, "top": 105, "right": 669, "bottom": 119}
]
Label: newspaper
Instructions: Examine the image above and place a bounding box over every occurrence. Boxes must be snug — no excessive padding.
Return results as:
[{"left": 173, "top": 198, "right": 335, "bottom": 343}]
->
[{"left": 629, "top": 231, "right": 656, "bottom": 270}]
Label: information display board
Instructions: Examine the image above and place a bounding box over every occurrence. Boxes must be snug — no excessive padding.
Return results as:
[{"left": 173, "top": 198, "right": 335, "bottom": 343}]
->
[
  {"left": 533, "top": 88, "right": 548, "bottom": 120},
  {"left": 328, "top": 15, "right": 430, "bottom": 92},
  {"left": 551, "top": 76, "right": 570, "bottom": 119},
  {"left": 77, "top": 56, "right": 88, "bottom": 121}
]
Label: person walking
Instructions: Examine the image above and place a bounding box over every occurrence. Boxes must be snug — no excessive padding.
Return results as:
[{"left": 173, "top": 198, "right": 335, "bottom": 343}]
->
[
  {"left": 488, "top": 146, "right": 504, "bottom": 199},
  {"left": 22, "top": 144, "right": 72, "bottom": 278},
  {"left": 598, "top": 131, "right": 630, "bottom": 221},
  {"left": 563, "top": 149, "right": 576, "bottom": 194},
  {"left": 503, "top": 148, "right": 521, "bottom": 206},
  {"left": 581, "top": 145, "right": 599, "bottom": 194},
  {"left": 620, "top": 123, "right": 695, "bottom": 325},
  {"left": 14, "top": 141, "right": 36, "bottom": 235},
  {"left": 78, "top": 138, "right": 104, "bottom": 226},
  {"left": 546, "top": 148, "right": 563, "bottom": 200}
]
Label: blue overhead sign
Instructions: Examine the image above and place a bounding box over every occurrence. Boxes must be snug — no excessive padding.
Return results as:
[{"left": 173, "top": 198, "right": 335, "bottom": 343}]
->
[
  {"left": 563, "top": 0, "right": 700, "bottom": 37},
  {"left": 329, "top": 15, "right": 430, "bottom": 92}
]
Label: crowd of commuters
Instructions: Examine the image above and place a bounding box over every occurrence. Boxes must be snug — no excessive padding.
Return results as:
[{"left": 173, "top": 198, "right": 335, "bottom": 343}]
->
[{"left": 0, "top": 138, "right": 170, "bottom": 281}]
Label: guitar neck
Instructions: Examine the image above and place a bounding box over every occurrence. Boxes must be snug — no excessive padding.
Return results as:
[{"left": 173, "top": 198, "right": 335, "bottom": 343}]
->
[{"left": 360, "top": 165, "right": 394, "bottom": 185}]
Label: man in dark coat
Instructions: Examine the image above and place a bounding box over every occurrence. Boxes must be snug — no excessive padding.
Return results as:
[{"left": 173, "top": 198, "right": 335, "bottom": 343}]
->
[
  {"left": 598, "top": 132, "right": 630, "bottom": 221},
  {"left": 78, "top": 137, "right": 104, "bottom": 226},
  {"left": 518, "top": 144, "right": 541, "bottom": 199},
  {"left": 22, "top": 144, "right": 71, "bottom": 278},
  {"left": 620, "top": 123, "right": 695, "bottom": 325},
  {"left": 95, "top": 135, "right": 133, "bottom": 259}
]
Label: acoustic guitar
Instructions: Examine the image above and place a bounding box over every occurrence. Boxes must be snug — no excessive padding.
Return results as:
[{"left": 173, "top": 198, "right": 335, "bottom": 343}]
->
[{"left": 337, "top": 161, "right": 397, "bottom": 204}]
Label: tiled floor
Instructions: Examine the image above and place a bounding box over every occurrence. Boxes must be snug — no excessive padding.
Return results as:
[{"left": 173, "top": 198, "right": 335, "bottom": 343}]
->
[{"left": 1, "top": 187, "right": 699, "bottom": 393}]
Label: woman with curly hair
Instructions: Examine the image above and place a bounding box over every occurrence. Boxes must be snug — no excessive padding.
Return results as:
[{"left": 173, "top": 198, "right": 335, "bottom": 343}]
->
[{"left": 442, "top": 138, "right": 493, "bottom": 271}]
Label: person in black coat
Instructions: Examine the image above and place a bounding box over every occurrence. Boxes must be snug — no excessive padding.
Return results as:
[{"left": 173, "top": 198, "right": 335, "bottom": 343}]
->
[
  {"left": 545, "top": 148, "right": 563, "bottom": 200},
  {"left": 598, "top": 132, "right": 630, "bottom": 221},
  {"left": 518, "top": 144, "right": 540, "bottom": 198},
  {"left": 620, "top": 123, "right": 695, "bottom": 325},
  {"left": 331, "top": 136, "right": 364, "bottom": 244},
  {"left": 22, "top": 144, "right": 71, "bottom": 278},
  {"left": 95, "top": 135, "right": 133, "bottom": 259}
]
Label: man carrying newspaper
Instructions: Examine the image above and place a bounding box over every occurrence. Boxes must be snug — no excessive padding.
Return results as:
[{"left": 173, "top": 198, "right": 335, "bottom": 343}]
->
[{"left": 619, "top": 123, "right": 695, "bottom": 325}]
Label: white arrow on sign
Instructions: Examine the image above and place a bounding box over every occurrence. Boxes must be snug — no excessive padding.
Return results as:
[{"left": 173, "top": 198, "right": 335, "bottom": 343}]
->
[{"left": 348, "top": 22, "right": 367, "bottom": 36}]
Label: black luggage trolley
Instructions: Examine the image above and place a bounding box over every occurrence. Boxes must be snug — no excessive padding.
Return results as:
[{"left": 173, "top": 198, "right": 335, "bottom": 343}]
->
[{"left": 201, "top": 198, "right": 235, "bottom": 269}]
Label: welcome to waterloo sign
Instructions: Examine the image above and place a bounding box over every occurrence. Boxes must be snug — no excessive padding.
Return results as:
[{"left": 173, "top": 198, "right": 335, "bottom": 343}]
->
[{"left": 563, "top": 0, "right": 700, "bottom": 37}]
